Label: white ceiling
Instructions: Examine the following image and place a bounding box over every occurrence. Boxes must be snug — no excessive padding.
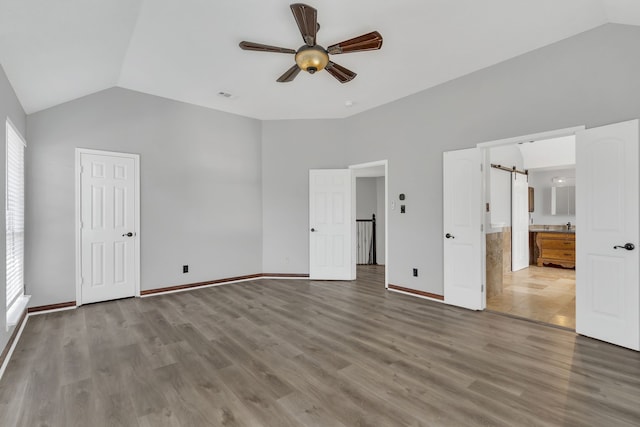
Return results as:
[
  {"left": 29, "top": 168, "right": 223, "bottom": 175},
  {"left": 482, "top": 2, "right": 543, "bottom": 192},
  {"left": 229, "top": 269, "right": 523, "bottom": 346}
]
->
[
  {"left": 519, "top": 135, "right": 576, "bottom": 171},
  {"left": 0, "top": 0, "right": 639, "bottom": 120}
]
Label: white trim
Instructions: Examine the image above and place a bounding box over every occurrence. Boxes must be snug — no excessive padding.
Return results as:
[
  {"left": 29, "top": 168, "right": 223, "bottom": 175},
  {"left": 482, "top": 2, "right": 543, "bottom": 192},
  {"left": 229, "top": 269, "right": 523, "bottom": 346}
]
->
[
  {"left": 477, "top": 125, "right": 585, "bottom": 148},
  {"left": 480, "top": 149, "right": 489, "bottom": 309},
  {"left": 5, "top": 295, "right": 29, "bottom": 329},
  {"left": 349, "top": 159, "right": 389, "bottom": 289},
  {"left": 134, "top": 153, "right": 141, "bottom": 298},
  {"left": 348, "top": 160, "right": 387, "bottom": 170},
  {"left": 28, "top": 306, "right": 77, "bottom": 316},
  {"left": 139, "top": 277, "right": 264, "bottom": 298},
  {"left": 0, "top": 308, "right": 28, "bottom": 380},
  {"left": 75, "top": 148, "right": 141, "bottom": 306},
  {"left": 75, "top": 150, "right": 80, "bottom": 305}
]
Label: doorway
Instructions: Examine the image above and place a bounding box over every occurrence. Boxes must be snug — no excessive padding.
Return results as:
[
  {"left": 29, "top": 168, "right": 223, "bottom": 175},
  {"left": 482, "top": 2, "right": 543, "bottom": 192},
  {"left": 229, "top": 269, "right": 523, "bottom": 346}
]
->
[
  {"left": 484, "top": 135, "right": 577, "bottom": 329},
  {"left": 75, "top": 149, "right": 140, "bottom": 305},
  {"left": 444, "top": 121, "right": 639, "bottom": 350},
  {"left": 349, "top": 160, "right": 388, "bottom": 288}
]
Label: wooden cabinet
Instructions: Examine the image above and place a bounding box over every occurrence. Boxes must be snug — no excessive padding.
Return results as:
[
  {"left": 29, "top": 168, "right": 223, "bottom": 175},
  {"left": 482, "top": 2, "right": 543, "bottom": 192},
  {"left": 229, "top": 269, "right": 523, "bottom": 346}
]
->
[
  {"left": 536, "top": 232, "right": 575, "bottom": 268},
  {"left": 529, "top": 232, "right": 540, "bottom": 265}
]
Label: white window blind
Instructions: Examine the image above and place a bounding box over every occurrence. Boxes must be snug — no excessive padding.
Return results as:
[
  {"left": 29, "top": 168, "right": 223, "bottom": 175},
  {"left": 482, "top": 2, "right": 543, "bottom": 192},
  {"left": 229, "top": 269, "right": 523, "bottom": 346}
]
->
[{"left": 6, "top": 121, "right": 25, "bottom": 311}]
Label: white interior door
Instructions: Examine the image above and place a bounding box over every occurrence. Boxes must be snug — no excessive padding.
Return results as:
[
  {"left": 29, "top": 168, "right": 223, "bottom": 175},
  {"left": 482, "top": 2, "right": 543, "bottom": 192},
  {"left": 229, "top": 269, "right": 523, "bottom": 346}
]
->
[
  {"left": 309, "top": 169, "right": 354, "bottom": 280},
  {"left": 79, "top": 151, "right": 138, "bottom": 304},
  {"left": 576, "top": 119, "right": 639, "bottom": 351},
  {"left": 443, "top": 148, "right": 483, "bottom": 310},
  {"left": 511, "top": 172, "right": 530, "bottom": 271}
]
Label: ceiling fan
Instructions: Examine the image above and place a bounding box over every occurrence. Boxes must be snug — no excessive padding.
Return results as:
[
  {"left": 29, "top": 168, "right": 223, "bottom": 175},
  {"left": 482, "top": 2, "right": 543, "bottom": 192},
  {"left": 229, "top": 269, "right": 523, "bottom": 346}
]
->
[{"left": 239, "top": 3, "right": 383, "bottom": 83}]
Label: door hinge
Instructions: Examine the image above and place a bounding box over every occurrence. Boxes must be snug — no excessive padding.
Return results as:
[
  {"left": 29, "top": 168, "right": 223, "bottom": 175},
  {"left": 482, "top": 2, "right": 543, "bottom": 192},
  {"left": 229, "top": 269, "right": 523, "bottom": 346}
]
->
[
  {"left": 480, "top": 224, "right": 484, "bottom": 232},
  {"left": 480, "top": 163, "right": 483, "bottom": 172},
  {"left": 481, "top": 284, "right": 484, "bottom": 292},
  {"left": 80, "top": 165, "right": 84, "bottom": 174}
]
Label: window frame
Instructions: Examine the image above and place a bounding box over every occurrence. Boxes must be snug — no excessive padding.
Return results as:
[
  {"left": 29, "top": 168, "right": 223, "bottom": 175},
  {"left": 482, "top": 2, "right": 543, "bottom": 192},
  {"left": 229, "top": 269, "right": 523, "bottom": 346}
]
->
[{"left": 5, "top": 118, "right": 28, "bottom": 329}]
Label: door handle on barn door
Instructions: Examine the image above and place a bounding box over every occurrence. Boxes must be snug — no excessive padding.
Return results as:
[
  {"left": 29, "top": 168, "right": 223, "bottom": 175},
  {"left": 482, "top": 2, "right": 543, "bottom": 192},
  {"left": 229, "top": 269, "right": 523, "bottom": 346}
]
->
[
  {"left": 445, "top": 233, "right": 455, "bottom": 239},
  {"left": 613, "top": 243, "right": 635, "bottom": 250},
  {"left": 122, "top": 232, "right": 134, "bottom": 237}
]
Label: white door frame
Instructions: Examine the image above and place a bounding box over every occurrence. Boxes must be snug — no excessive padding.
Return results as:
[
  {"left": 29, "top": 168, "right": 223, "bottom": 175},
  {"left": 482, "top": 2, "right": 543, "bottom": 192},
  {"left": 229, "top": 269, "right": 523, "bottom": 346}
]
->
[
  {"left": 75, "top": 148, "right": 141, "bottom": 305},
  {"left": 477, "top": 125, "right": 585, "bottom": 309},
  {"left": 349, "top": 160, "right": 389, "bottom": 289}
]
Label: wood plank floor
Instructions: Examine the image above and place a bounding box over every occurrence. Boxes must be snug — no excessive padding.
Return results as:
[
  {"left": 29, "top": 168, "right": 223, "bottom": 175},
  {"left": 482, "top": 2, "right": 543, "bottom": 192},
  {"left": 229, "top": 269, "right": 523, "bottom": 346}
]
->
[
  {"left": 1, "top": 265, "right": 639, "bottom": 426},
  {"left": 487, "top": 266, "right": 576, "bottom": 329}
]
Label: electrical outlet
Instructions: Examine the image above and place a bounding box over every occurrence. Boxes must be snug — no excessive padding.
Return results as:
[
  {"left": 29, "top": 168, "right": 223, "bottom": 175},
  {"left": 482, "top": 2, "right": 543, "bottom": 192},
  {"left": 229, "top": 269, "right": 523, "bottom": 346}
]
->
[
  {"left": 413, "top": 268, "right": 418, "bottom": 277},
  {"left": 183, "top": 265, "right": 189, "bottom": 273}
]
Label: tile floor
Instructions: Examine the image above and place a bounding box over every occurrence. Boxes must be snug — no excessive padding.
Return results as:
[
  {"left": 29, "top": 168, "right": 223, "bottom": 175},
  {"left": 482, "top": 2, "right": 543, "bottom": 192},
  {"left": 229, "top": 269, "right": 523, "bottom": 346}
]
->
[{"left": 486, "top": 265, "right": 576, "bottom": 329}]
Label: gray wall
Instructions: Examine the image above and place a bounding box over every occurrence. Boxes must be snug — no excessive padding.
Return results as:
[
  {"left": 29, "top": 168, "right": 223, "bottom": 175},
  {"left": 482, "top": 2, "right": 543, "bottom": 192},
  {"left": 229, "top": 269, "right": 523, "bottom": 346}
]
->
[
  {"left": 9, "top": 22, "right": 640, "bottom": 309},
  {"left": 529, "top": 168, "right": 576, "bottom": 225},
  {"left": 0, "top": 64, "right": 26, "bottom": 354},
  {"left": 26, "top": 88, "right": 263, "bottom": 306},
  {"left": 356, "top": 177, "right": 385, "bottom": 265},
  {"left": 356, "top": 178, "right": 378, "bottom": 219},
  {"left": 262, "top": 23, "right": 640, "bottom": 295},
  {"left": 261, "top": 120, "right": 347, "bottom": 274}
]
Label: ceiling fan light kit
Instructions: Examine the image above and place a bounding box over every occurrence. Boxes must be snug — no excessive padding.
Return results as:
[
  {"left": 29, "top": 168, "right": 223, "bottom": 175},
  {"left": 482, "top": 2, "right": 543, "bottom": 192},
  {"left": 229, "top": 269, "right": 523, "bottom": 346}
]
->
[
  {"left": 295, "top": 45, "right": 329, "bottom": 74},
  {"left": 239, "top": 3, "right": 383, "bottom": 83}
]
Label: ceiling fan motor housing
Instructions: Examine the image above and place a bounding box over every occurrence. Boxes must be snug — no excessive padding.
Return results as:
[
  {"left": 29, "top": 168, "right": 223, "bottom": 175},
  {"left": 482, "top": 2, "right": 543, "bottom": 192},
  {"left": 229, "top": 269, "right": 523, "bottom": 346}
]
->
[{"left": 295, "top": 45, "right": 329, "bottom": 74}]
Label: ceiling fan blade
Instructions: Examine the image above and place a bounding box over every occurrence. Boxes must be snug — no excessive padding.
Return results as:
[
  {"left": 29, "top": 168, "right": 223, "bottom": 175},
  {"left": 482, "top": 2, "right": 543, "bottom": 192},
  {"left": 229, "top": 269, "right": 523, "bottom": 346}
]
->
[
  {"left": 325, "top": 61, "right": 357, "bottom": 83},
  {"left": 290, "top": 3, "right": 318, "bottom": 46},
  {"left": 277, "top": 64, "right": 301, "bottom": 83},
  {"left": 327, "top": 31, "right": 383, "bottom": 55},
  {"left": 239, "top": 41, "right": 296, "bottom": 54}
]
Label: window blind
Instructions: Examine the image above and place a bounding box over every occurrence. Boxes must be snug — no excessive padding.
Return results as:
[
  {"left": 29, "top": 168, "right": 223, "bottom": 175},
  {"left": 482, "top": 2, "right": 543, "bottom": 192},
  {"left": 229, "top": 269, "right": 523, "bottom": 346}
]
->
[{"left": 6, "top": 121, "right": 25, "bottom": 310}]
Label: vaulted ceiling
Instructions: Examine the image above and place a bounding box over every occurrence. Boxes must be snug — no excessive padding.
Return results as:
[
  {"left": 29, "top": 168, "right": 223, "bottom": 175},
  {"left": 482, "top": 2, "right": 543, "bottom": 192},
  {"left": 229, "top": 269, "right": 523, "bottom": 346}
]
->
[{"left": 0, "top": 0, "right": 639, "bottom": 120}]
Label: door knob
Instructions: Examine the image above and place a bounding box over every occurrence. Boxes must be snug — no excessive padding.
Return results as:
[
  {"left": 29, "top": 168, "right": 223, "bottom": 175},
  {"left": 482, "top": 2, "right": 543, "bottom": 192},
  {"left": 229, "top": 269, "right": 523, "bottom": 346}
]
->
[
  {"left": 310, "top": 228, "right": 316, "bottom": 232},
  {"left": 122, "top": 232, "right": 134, "bottom": 237},
  {"left": 613, "top": 243, "right": 635, "bottom": 250},
  {"left": 445, "top": 233, "right": 455, "bottom": 239}
]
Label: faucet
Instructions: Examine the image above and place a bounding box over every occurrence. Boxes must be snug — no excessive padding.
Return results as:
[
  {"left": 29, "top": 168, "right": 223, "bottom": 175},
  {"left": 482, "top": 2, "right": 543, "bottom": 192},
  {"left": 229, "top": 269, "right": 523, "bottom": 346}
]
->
[{"left": 566, "top": 222, "right": 572, "bottom": 230}]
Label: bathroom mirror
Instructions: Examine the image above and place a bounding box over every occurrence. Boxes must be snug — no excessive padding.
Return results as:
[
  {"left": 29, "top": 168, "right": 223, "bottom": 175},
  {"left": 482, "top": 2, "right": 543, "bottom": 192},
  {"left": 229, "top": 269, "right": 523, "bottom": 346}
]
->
[{"left": 551, "top": 185, "right": 575, "bottom": 215}]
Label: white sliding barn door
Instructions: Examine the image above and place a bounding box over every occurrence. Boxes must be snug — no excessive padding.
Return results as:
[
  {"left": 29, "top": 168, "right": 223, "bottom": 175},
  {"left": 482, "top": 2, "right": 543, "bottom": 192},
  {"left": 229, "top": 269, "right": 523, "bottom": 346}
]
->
[
  {"left": 576, "top": 120, "right": 639, "bottom": 351},
  {"left": 309, "top": 169, "right": 354, "bottom": 280},
  {"left": 443, "top": 148, "right": 483, "bottom": 310},
  {"left": 79, "top": 151, "right": 139, "bottom": 304},
  {"left": 511, "top": 172, "right": 530, "bottom": 272}
]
